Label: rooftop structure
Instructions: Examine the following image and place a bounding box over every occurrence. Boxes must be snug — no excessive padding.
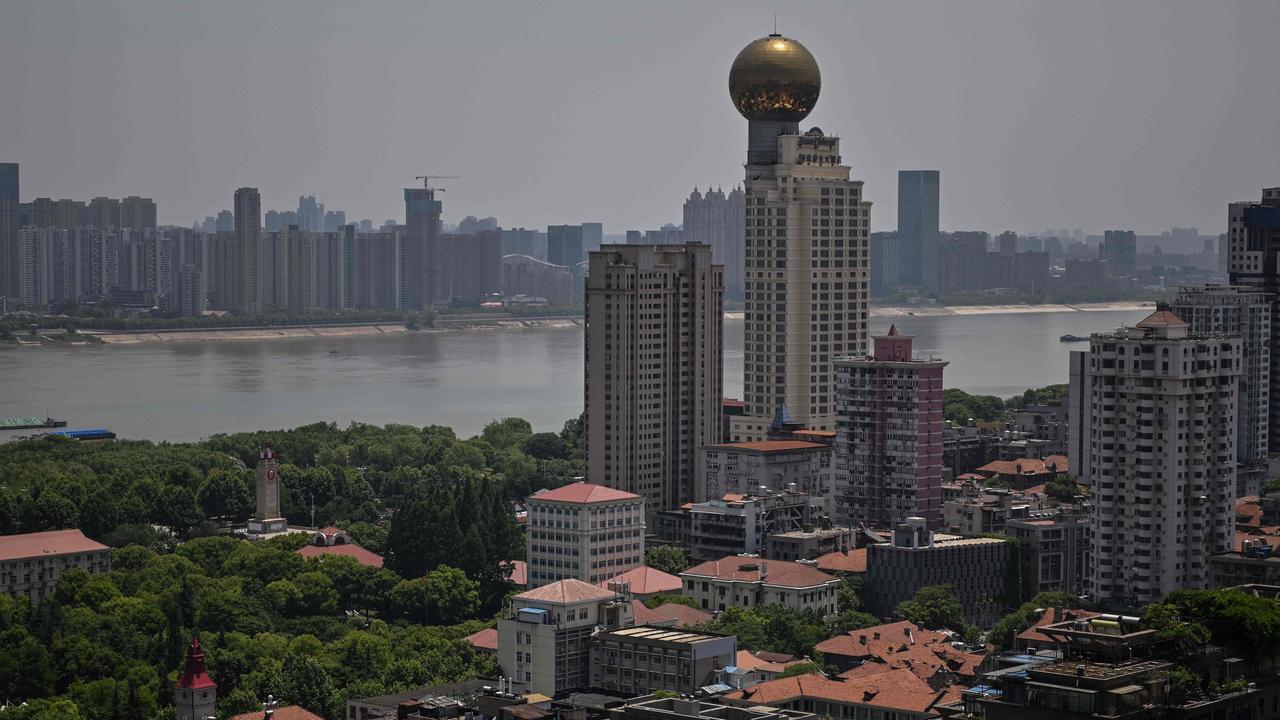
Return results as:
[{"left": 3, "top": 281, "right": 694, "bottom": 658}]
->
[{"left": 679, "top": 555, "right": 840, "bottom": 616}]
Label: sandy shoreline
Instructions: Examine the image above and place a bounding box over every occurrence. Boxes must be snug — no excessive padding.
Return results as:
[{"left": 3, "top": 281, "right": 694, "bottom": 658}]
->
[{"left": 56, "top": 303, "right": 1153, "bottom": 346}]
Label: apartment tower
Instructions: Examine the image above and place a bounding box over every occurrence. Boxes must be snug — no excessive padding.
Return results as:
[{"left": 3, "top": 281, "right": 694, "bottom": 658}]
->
[
  {"left": 232, "top": 187, "right": 261, "bottom": 314},
  {"left": 585, "top": 243, "right": 724, "bottom": 512},
  {"left": 1227, "top": 187, "right": 1280, "bottom": 452},
  {"left": 1069, "top": 310, "right": 1239, "bottom": 604}
]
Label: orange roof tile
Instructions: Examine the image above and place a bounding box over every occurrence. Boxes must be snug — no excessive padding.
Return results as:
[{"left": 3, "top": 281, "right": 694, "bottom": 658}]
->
[
  {"left": 503, "top": 559, "right": 528, "bottom": 586},
  {"left": 529, "top": 482, "right": 640, "bottom": 504},
  {"left": 726, "top": 668, "right": 959, "bottom": 714},
  {"left": 976, "top": 456, "right": 1067, "bottom": 477},
  {"left": 682, "top": 556, "right": 838, "bottom": 589},
  {"left": 815, "top": 621, "right": 951, "bottom": 661},
  {"left": 0, "top": 529, "right": 108, "bottom": 562},
  {"left": 514, "top": 579, "right": 618, "bottom": 604},
  {"left": 598, "top": 566, "right": 683, "bottom": 595},
  {"left": 644, "top": 602, "right": 713, "bottom": 628},
  {"left": 815, "top": 548, "right": 867, "bottom": 574},
  {"left": 1136, "top": 309, "right": 1188, "bottom": 328},
  {"left": 464, "top": 627, "right": 498, "bottom": 651},
  {"left": 297, "top": 543, "right": 384, "bottom": 568},
  {"left": 734, "top": 649, "right": 806, "bottom": 674}
]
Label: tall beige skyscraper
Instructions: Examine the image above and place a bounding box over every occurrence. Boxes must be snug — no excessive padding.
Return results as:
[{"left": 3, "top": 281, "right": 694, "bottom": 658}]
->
[
  {"left": 726, "top": 34, "right": 871, "bottom": 441},
  {"left": 233, "top": 187, "right": 261, "bottom": 314},
  {"left": 585, "top": 243, "right": 724, "bottom": 512}
]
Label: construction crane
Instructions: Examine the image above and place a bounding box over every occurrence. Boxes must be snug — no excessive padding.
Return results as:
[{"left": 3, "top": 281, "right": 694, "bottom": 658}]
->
[{"left": 414, "top": 175, "right": 461, "bottom": 193}]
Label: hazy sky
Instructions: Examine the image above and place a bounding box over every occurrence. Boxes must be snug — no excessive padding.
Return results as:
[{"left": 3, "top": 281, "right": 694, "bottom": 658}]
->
[{"left": 2, "top": 0, "right": 1277, "bottom": 235}]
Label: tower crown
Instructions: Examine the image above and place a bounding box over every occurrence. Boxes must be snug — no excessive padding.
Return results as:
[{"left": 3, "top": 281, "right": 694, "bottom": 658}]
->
[
  {"left": 176, "top": 637, "right": 216, "bottom": 691},
  {"left": 729, "top": 34, "right": 821, "bottom": 122}
]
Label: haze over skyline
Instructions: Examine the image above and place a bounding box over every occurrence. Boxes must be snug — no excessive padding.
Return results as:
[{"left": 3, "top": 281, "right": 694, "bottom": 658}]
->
[{"left": 1, "top": 0, "right": 1277, "bottom": 234}]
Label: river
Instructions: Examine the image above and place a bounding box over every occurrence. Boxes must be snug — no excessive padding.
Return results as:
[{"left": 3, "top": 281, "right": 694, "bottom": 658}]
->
[{"left": 0, "top": 308, "right": 1148, "bottom": 442}]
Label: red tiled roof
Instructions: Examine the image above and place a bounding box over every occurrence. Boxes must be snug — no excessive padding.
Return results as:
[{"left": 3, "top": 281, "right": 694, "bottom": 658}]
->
[
  {"left": 646, "top": 602, "right": 713, "bottom": 628},
  {"left": 0, "top": 529, "right": 109, "bottom": 562},
  {"left": 1017, "top": 607, "right": 1101, "bottom": 645},
  {"left": 792, "top": 429, "right": 837, "bottom": 439},
  {"left": 815, "top": 548, "right": 867, "bottom": 574},
  {"left": 976, "top": 456, "right": 1068, "bottom": 477},
  {"left": 723, "top": 399, "right": 746, "bottom": 408},
  {"left": 503, "top": 559, "right": 528, "bottom": 586},
  {"left": 682, "top": 556, "right": 838, "bottom": 589},
  {"left": 837, "top": 643, "right": 985, "bottom": 684},
  {"left": 529, "top": 482, "right": 640, "bottom": 504},
  {"left": 1136, "top": 309, "right": 1187, "bottom": 328},
  {"left": 319, "top": 525, "right": 343, "bottom": 538},
  {"left": 599, "top": 566, "right": 683, "bottom": 595},
  {"left": 708, "top": 440, "right": 829, "bottom": 453},
  {"left": 815, "top": 621, "right": 950, "bottom": 661},
  {"left": 297, "top": 543, "right": 384, "bottom": 568},
  {"left": 735, "top": 649, "right": 806, "bottom": 674},
  {"left": 515, "top": 578, "right": 618, "bottom": 604},
  {"left": 175, "top": 637, "right": 216, "bottom": 690},
  {"left": 726, "top": 668, "right": 960, "bottom": 714},
  {"left": 464, "top": 627, "right": 498, "bottom": 651},
  {"left": 230, "top": 707, "right": 324, "bottom": 720}
]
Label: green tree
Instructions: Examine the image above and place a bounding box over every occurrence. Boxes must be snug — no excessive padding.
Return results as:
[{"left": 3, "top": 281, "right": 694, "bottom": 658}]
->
[
  {"left": 645, "top": 545, "right": 690, "bottom": 575},
  {"left": 482, "top": 418, "right": 533, "bottom": 450},
  {"left": 777, "top": 662, "right": 823, "bottom": 678},
  {"left": 197, "top": 468, "right": 254, "bottom": 521},
  {"left": 280, "top": 653, "right": 335, "bottom": 716},
  {"left": 522, "top": 432, "right": 567, "bottom": 460},
  {"left": 894, "top": 585, "right": 969, "bottom": 634}
]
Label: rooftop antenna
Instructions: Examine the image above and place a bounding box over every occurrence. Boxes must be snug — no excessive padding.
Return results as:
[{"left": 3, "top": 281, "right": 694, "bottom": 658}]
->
[{"left": 773, "top": 14, "right": 777, "bottom": 34}]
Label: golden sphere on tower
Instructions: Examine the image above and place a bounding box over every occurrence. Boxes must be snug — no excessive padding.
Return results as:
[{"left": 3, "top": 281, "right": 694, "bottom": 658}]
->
[{"left": 728, "top": 34, "right": 821, "bottom": 122}]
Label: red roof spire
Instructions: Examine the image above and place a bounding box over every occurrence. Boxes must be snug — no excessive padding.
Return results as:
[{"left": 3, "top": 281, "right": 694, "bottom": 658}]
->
[
  {"left": 176, "top": 637, "right": 217, "bottom": 690},
  {"left": 887, "top": 323, "right": 899, "bottom": 336}
]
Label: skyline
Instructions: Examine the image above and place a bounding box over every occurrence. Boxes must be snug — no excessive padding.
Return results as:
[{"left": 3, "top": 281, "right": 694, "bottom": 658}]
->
[{"left": 0, "top": 0, "right": 1276, "bottom": 234}]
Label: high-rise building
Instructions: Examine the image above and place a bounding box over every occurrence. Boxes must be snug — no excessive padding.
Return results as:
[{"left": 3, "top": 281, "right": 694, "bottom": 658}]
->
[
  {"left": 869, "top": 231, "right": 899, "bottom": 297},
  {"left": 352, "top": 229, "right": 401, "bottom": 310},
  {"left": 323, "top": 209, "right": 346, "bottom": 233},
  {"left": 1070, "top": 310, "right": 1239, "bottom": 604},
  {"left": 582, "top": 222, "right": 603, "bottom": 254},
  {"left": 172, "top": 265, "right": 204, "bottom": 317},
  {"left": 120, "top": 196, "right": 157, "bottom": 230},
  {"left": 403, "top": 186, "right": 442, "bottom": 308},
  {"left": 683, "top": 186, "right": 746, "bottom": 301},
  {"left": 997, "top": 231, "right": 1017, "bottom": 256},
  {"left": 936, "top": 231, "right": 988, "bottom": 297},
  {"left": 439, "top": 229, "right": 502, "bottom": 304},
  {"left": 87, "top": 196, "right": 122, "bottom": 230},
  {"left": 547, "top": 224, "right": 586, "bottom": 267},
  {"left": 501, "top": 227, "right": 543, "bottom": 258},
  {"left": 585, "top": 243, "right": 724, "bottom": 512},
  {"left": 233, "top": 187, "right": 261, "bottom": 314},
  {"left": 1227, "top": 187, "right": 1280, "bottom": 452},
  {"left": 502, "top": 254, "right": 573, "bottom": 306},
  {"left": 297, "top": 194, "right": 323, "bottom": 232},
  {"left": 261, "top": 227, "right": 290, "bottom": 308},
  {"left": 834, "top": 325, "right": 946, "bottom": 529},
  {"left": 1170, "top": 285, "right": 1271, "bottom": 466},
  {"left": 0, "top": 163, "right": 18, "bottom": 300},
  {"left": 1100, "top": 230, "right": 1137, "bottom": 276},
  {"left": 525, "top": 482, "right": 646, "bottom": 588},
  {"left": 897, "top": 170, "right": 940, "bottom": 291},
  {"left": 19, "top": 228, "right": 71, "bottom": 307},
  {"left": 728, "top": 34, "right": 871, "bottom": 440}
]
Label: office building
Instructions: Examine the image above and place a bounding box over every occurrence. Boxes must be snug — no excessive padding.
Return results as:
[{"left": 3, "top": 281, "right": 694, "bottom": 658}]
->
[
  {"left": 684, "top": 186, "right": 747, "bottom": 301},
  {"left": 1069, "top": 310, "right": 1239, "bottom": 604},
  {"left": 697, "top": 440, "right": 832, "bottom": 504},
  {"left": 404, "top": 186, "right": 443, "bottom": 308},
  {"left": 1228, "top": 187, "right": 1280, "bottom": 453},
  {"left": 232, "top": 187, "right": 261, "bottom": 314},
  {"left": 498, "top": 579, "right": 634, "bottom": 696},
  {"left": 1100, "top": 230, "right": 1137, "bottom": 276},
  {"left": 0, "top": 163, "right": 18, "bottom": 299},
  {"left": 729, "top": 35, "right": 870, "bottom": 441},
  {"left": 679, "top": 555, "right": 840, "bottom": 615},
  {"left": 525, "top": 482, "right": 645, "bottom": 588},
  {"left": 834, "top": 325, "right": 946, "bottom": 529},
  {"left": 1005, "top": 511, "right": 1089, "bottom": 601},
  {"left": 898, "top": 170, "right": 940, "bottom": 291},
  {"left": 585, "top": 244, "right": 724, "bottom": 512},
  {"left": 0, "top": 529, "right": 111, "bottom": 600},
  {"left": 590, "top": 626, "right": 737, "bottom": 696},
  {"left": 869, "top": 231, "right": 899, "bottom": 297},
  {"left": 1170, "top": 285, "right": 1271, "bottom": 465},
  {"left": 547, "top": 224, "right": 587, "bottom": 268},
  {"left": 863, "top": 518, "right": 1010, "bottom": 627}
]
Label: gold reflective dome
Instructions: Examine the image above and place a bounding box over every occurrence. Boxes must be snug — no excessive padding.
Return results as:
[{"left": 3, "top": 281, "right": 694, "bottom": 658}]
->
[{"left": 728, "top": 34, "right": 821, "bottom": 122}]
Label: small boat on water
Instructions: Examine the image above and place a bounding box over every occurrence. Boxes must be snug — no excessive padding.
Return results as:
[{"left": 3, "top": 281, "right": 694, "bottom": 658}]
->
[
  {"left": 0, "top": 416, "right": 67, "bottom": 431},
  {"left": 1060, "top": 334, "right": 1089, "bottom": 343},
  {"left": 329, "top": 350, "right": 340, "bottom": 354}
]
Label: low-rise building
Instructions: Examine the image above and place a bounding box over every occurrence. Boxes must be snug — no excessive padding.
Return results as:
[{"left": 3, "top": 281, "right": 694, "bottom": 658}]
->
[
  {"left": 596, "top": 566, "right": 683, "bottom": 600},
  {"left": 590, "top": 626, "right": 736, "bottom": 696},
  {"left": 611, "top": 694, "right": 815, "bottom": 720},
  {"left": 1005, "top": 512, "right": 1089, "bottom": 600},
  {"left": 813, "top": 620, "right": 981, "bottom": 676},
  {"left": 813, "top": 547, "right": 867, "bottom": 576},
  {"left": 1209, "top": 537, "right": 1280, "bottom": 588},
  {"left": 765, "top": 526, "right": 855, "bottom": 562},
  {"left": 974, "top": 456, "right": 1068, "bottom": 490},
  {"left": 679, "top": 555, "right": 840, "bottom": 616},
  {"left": 941, "top": 484, "right": 1030, "bottom": 535},
  {"left": 864, "top": 519, "right": 1011, "bottom": 627},
  {"left": 684, "top": 490, "right": 831, "bottom": 563},
  {"left": 697, "top": 441, "right": 833, "bottom": 505},
  {"left": 0, "top": 528, "right": 111, "bottom": 600},
  {"left": 730, "top": 650, "right": 810, "bottom": 683},
  {"left": 525, "top": 483, "right": 646, "bottom": 588},
  {"left": 498, "top": 579, "right": 635, "bottom": 697},
  {"left": 724, "top": 668, "right": 964, "bottom": 720}
]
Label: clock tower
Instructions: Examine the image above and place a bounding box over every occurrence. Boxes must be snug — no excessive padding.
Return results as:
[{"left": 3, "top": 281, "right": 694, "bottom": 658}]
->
[{"left": 247, "top": 446, "right": 288, "bottom": 535}]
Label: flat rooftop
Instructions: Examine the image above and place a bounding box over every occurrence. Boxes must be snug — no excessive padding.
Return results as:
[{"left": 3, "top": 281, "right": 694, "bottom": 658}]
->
[{"left": 603, "top": 626, "right": 723, "bottom": 645}]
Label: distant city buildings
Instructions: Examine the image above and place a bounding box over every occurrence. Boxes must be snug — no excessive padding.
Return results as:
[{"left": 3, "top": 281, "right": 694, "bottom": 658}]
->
[
  {"left": 683, "top": 186, "right": 746, "bottom": 301},
  {"left": 1100, "top": 230, "right": 1137, "bottom": 276},
  {"left": 403, "top": 185, "right": 443, "bottom": 309},
  {"left": 835, "top": 325, "right": 946, "bottom": 529},
  {"left": 1070, "top": 310, "right": 1239, "bottom": 604},
  {"left": 585, "top": 243, "right": 723, "bottom": 512},
  {"left": 1228, "top": 186, "right": 1280, "bottom": 452},
  {"left": 232, "top": 187, "right": 262, "bottom": 314},
  {"left": 897, "top": 170, "right": 941, "bottom": 292},
  {"left": 501, "top": 253, "right": 573, "bottom": 306}
]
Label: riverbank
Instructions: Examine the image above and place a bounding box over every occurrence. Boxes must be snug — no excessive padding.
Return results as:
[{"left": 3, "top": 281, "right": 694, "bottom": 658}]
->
[{"left": 721, "top": 301, "right": 1155, "bottom": 321}]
